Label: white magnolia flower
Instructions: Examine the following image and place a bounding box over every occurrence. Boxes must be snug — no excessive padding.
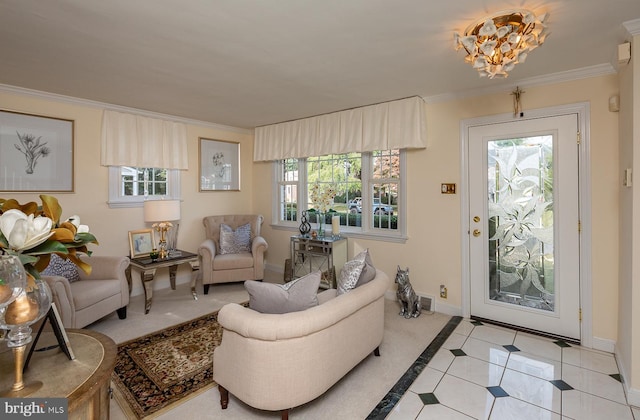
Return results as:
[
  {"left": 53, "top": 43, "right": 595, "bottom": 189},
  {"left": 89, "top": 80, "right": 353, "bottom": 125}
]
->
[
  {"left": 67, "top": 215, "right": 90, "bottom": 233},
  {"left": 0, "top": 209, "right": 53, "bottom": 251}
]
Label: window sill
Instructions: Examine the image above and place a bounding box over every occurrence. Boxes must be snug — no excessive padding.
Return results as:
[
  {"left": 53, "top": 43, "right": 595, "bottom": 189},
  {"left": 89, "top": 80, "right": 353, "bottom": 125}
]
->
[{"left": 270, "top": 224, "right": 407, "bottom": 244}]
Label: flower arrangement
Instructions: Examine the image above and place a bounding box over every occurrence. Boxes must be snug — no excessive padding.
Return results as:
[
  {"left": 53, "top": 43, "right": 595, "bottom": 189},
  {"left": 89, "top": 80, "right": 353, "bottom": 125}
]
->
[
  {"left": 0, "top": 195, "right": 98, "bottom": 285},
  {"left": 309, "top": 182, "right": 338, "bottom": 214}
]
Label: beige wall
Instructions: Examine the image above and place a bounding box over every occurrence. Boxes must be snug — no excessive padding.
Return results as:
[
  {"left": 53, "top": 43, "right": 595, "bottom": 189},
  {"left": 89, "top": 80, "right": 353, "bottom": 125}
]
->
[
  {"left": 254, "top": 74, "right": 621, "bottom": 345},
  {"left": 0, "top": 90, "right": 253, "bottom": 295},
  {"left": 617, "top": 33, "right": 640, "bottom": 402}
]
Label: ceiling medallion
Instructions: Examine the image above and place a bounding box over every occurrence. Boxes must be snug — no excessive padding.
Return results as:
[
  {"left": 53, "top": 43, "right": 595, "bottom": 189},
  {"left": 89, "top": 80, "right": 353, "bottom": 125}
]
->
[{"left": 454, "top": 9, "right": 549, "bottom": 79}]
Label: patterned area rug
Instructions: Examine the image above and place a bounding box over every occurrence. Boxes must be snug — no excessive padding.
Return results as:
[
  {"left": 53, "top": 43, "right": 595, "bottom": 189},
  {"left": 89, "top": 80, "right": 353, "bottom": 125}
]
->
[{"left": 111, "top": 310, "right": 228, "bottom": 419}]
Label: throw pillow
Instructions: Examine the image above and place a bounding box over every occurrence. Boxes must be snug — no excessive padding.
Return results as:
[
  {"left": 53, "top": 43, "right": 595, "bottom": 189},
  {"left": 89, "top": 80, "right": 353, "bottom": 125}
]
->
[
  {"left": 245, "top": 271, "right": 321, "bottom": 314},
  {"left": 337, "top": 259, "right": 366, "bottom": 295},
  {"left": 42, "top": 254, "right": 81, "bottom": 283},
  {"left": 354, "top": 248, "right": 376, "bottom": 287},
  {"left": 219, "top": 223, "right": 251, "bottom": 254}
]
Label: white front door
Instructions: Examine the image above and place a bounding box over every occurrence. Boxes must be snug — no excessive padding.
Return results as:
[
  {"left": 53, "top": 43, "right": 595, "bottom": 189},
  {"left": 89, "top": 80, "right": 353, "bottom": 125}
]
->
[{"left": 468, "top": 114, "right": 581, "bottom": 340}]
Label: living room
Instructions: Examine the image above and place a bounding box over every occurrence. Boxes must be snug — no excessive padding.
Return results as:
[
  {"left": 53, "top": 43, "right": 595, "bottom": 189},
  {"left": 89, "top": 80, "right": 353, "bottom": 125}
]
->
[{"left": 1, "top": 1, "right": 640, "bottom": 419}]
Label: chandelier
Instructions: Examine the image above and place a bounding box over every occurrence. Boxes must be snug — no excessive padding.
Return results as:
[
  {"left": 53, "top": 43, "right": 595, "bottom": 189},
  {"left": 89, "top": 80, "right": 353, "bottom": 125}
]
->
[{"left": 454, "top": 9, "right": 549, "bottom": 79}]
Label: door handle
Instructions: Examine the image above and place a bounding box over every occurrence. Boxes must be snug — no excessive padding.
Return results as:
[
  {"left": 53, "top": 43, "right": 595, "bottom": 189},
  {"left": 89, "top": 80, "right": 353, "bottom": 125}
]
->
[{"left": 473, "top": 229, "right": 481, "bottom": 237}]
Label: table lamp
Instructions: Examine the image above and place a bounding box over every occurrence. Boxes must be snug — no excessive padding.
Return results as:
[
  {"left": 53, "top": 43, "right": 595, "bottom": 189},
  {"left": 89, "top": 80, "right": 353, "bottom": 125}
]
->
[{"left": 143, "top": 199, "right": 181, "bottom": 259}]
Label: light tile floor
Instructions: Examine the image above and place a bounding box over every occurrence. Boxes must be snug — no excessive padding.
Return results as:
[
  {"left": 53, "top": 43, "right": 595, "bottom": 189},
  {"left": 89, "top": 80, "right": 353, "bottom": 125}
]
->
[{"left": 387, "top": 319, "right": 639, "bottom": 419}]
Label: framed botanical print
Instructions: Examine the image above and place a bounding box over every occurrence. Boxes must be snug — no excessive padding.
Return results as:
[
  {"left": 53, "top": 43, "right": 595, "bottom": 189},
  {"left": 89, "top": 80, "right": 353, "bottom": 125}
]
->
[
  {"left": 199, "top": 138, "right": 240, "bottom": 191},
  {"left": 0, "top": 110, "right": 74, "bottom": 192}
]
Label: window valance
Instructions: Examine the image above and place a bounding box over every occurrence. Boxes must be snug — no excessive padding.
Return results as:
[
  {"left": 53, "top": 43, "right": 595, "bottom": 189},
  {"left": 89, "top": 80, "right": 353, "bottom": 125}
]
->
[
  {"left": 101, "top": 110, "right": 188, "bottom": 169},
  {"left": 253, "top": 96, "right": 427, "bottom": 161}
]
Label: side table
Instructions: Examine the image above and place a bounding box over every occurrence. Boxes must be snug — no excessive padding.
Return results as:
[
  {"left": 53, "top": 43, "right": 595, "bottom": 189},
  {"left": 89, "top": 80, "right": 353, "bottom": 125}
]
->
[
  {"left": 290, "top": 235, "right": 347, "bottom": 288},
  {"left": 0, "top": 329, "right": 116, "bottom": 420},
  {"left": 126, "top": 249, "right": 199, "bottom": 314}
]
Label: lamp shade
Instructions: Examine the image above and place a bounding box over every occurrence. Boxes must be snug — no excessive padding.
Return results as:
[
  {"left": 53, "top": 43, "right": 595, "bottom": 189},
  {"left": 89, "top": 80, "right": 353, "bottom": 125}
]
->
[{"left": 143, "top": 200, "right": 181, "bottom": 222}]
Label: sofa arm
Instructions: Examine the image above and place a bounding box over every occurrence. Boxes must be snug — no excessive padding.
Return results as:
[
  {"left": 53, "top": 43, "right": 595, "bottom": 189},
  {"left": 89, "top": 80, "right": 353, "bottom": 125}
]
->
[
  {"left": 77, "top": 256, "right": 129, "bottom": 281},
  {"left": 42, "top": 275, "right": 75, "bottom": 329},
  {"left": 198, "top": 239, "right": 217, "bottom": 285},
  {"left": 251, "top": 236, "right": 268, "bottom": 255}
]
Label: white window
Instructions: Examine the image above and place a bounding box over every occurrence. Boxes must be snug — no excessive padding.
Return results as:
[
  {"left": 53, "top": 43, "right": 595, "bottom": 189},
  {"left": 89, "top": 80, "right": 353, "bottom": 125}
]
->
[
  {"left": 108, "top": 166, "right": 181, "bottom": 208},
  {"left": 274, "top": 150, "right": 405, "bottom": 241}
]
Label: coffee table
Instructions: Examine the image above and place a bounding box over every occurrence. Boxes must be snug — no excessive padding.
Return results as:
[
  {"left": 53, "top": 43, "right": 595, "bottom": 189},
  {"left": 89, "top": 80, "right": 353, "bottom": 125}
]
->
[{"left": 126, "top": 250, "right": 198, "bottom": 314}]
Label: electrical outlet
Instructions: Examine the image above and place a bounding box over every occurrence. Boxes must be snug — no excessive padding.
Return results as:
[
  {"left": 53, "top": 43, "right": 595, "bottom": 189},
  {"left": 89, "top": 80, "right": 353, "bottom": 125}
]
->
[{"left": 440, "top": 285, "right": 447, "bottom": 299}]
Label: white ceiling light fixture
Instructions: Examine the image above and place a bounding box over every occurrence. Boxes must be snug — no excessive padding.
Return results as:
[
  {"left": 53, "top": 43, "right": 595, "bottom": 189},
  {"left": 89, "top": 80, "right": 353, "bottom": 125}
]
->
[{"left": 454, "top": 9, "right": 549, "bottom": 79}]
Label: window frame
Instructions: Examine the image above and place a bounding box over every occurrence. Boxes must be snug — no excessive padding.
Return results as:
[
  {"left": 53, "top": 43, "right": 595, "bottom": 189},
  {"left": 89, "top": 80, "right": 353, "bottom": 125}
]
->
[
  {"left": 272, "top": 150, "right": 407, "bottom": 242},
  {"left": 107, "top": 166, "right": 181, "bottom": 208}
]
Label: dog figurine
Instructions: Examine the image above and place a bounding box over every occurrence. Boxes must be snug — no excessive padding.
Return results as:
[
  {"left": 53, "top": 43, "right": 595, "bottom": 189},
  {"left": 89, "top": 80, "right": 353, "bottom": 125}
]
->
[{"left": 395, "top": 266, "right": 421, "bottom": 318}]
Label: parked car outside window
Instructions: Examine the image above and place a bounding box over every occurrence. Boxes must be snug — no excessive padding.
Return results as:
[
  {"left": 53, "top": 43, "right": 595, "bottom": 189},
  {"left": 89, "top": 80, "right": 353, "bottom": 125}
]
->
[{"left": 348, "top": 197, "right": 393, "bottom": 215}]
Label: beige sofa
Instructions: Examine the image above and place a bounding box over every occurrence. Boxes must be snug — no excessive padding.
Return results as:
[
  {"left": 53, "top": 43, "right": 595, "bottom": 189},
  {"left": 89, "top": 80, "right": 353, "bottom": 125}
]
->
[
  {"left": 43, "top": 256, "right": 130, "bottom": 329},
  {"left": 213, "top": 268, "right": 391, "bottom": 419}
]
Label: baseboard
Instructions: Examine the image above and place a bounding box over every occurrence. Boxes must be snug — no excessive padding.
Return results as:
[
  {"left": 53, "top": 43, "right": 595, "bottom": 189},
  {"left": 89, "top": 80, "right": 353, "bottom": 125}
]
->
[
  {"left": 615, "top": 346, "right": 640, "bottom": 408},
  {"left": 434, "top": 301, "right": 463, "bottom": 317},
  {"left": 591, "top": 336, "right": 615, "bottom": 353}
]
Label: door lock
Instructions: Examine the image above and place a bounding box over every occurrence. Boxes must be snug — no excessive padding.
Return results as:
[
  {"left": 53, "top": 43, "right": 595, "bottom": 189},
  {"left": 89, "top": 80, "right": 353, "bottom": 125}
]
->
[
  {"left": 473, "top": 216, "right": 480, "bottom": 223},
  {"left": 473, "top": 229, "right": 481, "bottom": 237}
]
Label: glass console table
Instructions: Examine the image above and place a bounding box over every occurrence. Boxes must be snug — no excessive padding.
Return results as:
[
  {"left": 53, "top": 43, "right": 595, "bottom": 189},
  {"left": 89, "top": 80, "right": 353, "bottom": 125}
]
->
[{"left": 289, "top": 235, "right": 347, "bottom": 289}]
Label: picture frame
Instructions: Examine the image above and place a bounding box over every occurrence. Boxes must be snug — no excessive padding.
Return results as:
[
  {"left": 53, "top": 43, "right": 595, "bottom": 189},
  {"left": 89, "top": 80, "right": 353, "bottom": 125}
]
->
[
  {"left": 199, "top": 137, "right": 240, "bottom": 191},
  {"left": 128, "top": 229, "right": 155, "bottom": 258},
  {"left": 0, "top": 109, "right": 74, "bottom": 192}
]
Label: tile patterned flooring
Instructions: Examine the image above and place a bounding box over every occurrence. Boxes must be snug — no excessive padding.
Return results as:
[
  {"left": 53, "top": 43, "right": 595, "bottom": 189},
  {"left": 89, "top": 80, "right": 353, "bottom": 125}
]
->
[{"left": 385, "top": 319, "right": 640, "bottom": 420}]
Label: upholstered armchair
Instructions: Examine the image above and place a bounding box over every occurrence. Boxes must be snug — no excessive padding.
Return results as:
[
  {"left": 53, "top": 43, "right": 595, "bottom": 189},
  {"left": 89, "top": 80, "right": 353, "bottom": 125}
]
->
[
  {"left": 198, "top": 214, "right": 268, "bottom": 294},
  {"left": 43, "top": 255, "right": 130, "bottom": 329}
]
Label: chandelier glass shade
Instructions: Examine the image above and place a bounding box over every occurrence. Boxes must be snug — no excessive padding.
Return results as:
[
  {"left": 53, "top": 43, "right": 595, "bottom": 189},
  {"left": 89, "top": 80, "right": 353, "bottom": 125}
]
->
[{"left": 454, "top": 9, "right": 549, "bottom": 79}]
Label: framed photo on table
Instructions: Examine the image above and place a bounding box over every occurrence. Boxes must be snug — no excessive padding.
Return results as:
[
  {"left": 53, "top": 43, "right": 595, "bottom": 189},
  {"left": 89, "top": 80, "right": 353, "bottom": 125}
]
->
[
  {"left": 199, "top": 138, "right": 240, "bottom": 191},
  {"left": 0, "top": 109, "right": 74, "bottom": 192},
  {"left": 128, "top": 229, "right": 155, "bottom": 258}
]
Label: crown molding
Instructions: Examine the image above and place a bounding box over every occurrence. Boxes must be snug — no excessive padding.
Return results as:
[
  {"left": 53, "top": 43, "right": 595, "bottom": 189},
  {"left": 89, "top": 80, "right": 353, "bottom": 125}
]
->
[
  {"left": 0, "top": 84, "right": 252, "bottom": 135},
  {"left": 623, "top": 19, "right": 640, "bottom": 37},
  {"left": 422, "top": 63, "right": 616, "bottom": 104}
]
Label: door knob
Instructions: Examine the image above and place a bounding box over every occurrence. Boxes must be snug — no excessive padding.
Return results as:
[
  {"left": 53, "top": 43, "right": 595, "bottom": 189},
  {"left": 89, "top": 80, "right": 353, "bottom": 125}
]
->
[{"left": 473, "top": 229, "right": 481, "bottom": 237}]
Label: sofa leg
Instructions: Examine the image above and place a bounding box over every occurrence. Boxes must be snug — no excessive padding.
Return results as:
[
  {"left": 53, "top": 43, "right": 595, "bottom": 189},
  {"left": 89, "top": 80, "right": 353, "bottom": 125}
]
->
[
  {"left": 219, "top": 385, "right": 229, "bottom": 409},
  {"left": 374, "top": 346, "right": 380, "bottom": 357},
  {"left": 204, "top": 284, "right": 210, "bottom": 295},
  {"left": 116, "top": 306, "right": 127, "bottom": 319},
  {"left": 281, "top": 409, "right": 289, "bottom": 420}
]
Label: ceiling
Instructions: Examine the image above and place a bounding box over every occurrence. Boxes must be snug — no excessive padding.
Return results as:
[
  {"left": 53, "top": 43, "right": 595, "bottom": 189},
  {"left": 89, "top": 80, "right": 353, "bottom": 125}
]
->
[{"left": 1, "top": 0, "right": 639, "bottom": 129}]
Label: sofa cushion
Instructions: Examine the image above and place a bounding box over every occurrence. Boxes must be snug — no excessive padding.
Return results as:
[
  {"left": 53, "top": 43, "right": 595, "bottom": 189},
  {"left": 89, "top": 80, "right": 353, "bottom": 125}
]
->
[
  {"left": 42, "top": 254, "right": 80, "bottom": 283},
  {"left": 354, "top": 248, "right": 376, "bottom": 287},
  {"left": 337, "top": 259, "right": 366, "bottom": 295},
  {"left": 219, "top": 223, "right": 251, "bottom": 254},
  {"left": 245, "top": 271, "right": 321, "bottom": 314}
]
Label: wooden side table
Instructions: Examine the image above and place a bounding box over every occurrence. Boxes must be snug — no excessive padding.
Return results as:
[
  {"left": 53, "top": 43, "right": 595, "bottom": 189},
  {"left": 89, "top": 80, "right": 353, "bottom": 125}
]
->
[
  {"left": 126, "top": 249, "right": 199, "bottom": 313},
  {"left": 0, "top": 329, "right": 116, "bottom": 420}
]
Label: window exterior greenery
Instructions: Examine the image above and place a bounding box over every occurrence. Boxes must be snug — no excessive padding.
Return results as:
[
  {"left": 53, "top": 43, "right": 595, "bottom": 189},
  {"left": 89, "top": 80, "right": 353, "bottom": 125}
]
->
[
  {"left": 108, "top": 166, "right": 181, "bottom": 208},
  {"left": 275, "top": 150, "right": 404, "bottom": 238}
]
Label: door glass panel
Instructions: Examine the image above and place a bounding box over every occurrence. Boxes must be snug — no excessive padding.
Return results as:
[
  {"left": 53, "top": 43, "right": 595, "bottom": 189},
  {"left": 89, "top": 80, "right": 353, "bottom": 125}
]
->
[{"left": 488, "top": 135, "right": 554, "bottom": 311}]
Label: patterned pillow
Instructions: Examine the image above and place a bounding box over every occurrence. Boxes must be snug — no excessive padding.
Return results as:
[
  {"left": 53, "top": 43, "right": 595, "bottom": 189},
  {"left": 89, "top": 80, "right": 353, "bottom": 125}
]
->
[
  {"left": 219, "top": 223, "right": 252, "bottom": 255},
  {"left": 245, "top": 271, "right": 321, "bottom": 314},
  {"left": 337, "top": 259, "right": 366, "bottom": 295},
  {"left": 354, "top": 248, "right": 376, "bottom": 287},
  {"left": 42, "top": 254, "right": 80, "bottom": 283}
]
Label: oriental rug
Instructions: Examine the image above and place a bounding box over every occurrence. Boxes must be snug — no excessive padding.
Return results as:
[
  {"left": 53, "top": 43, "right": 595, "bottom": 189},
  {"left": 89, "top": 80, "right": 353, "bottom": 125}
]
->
[{"left": 111, "top": 309, "right": 229, "bottom": 419}]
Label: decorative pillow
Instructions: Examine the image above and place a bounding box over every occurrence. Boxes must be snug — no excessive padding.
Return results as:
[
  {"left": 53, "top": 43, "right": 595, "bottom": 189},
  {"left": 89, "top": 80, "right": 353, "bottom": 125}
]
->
[
  {"left": 337, "top": 259, "right": 366, "bottom": 295},
  {"left": 219, "top": 223, "right": 251, "bottom": 255},
  {"left": 42, "top": 254, "right": 80, "bottom": 283},
  {"left": 354, "top": 248, "right": 376, "bottom": 287},
  {"left": 245, "top": 271, "right": 321, "bottom": 314}
]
